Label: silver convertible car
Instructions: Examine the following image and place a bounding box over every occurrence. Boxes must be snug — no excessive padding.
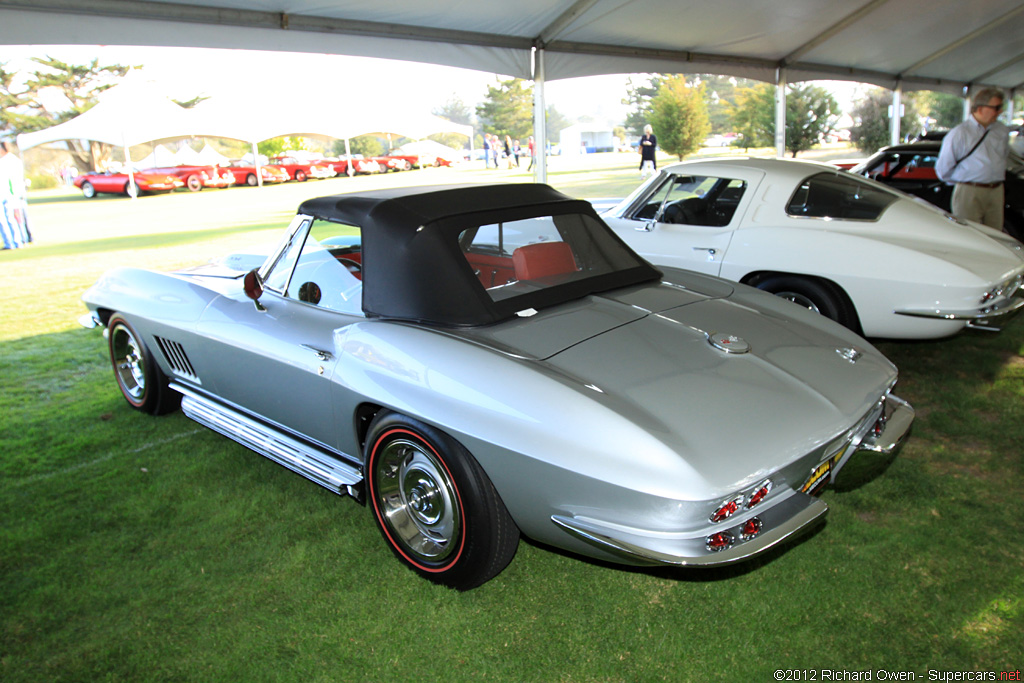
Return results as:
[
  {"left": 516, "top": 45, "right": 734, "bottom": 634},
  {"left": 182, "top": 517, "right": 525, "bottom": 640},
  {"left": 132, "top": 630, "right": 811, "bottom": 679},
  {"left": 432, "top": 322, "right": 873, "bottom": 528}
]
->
[{"left": 80, "top": 184, "right": 913, "bottom": 590}]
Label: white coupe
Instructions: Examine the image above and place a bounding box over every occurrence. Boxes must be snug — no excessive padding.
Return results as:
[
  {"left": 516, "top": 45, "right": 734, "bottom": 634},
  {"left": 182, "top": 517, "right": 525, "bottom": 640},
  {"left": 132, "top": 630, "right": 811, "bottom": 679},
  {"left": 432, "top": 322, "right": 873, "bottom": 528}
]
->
[{"left": 603, "top": 157, "right": 1024, "bottom": 339}]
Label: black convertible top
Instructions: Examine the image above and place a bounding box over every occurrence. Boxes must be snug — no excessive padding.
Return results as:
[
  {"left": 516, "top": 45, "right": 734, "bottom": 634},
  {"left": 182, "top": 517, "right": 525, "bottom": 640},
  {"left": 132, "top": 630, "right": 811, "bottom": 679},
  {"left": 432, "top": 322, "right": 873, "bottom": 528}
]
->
[{"left": 296, "top": 184, "right": 661, "bottom": 326}]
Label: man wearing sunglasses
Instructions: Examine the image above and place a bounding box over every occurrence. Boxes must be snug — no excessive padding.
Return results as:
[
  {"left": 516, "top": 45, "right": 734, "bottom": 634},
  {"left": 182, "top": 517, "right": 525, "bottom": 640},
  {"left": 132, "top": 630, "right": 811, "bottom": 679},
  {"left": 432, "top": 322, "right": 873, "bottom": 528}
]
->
[{"left": 936, "top": 87, "right": 1011, "bottom": 230}]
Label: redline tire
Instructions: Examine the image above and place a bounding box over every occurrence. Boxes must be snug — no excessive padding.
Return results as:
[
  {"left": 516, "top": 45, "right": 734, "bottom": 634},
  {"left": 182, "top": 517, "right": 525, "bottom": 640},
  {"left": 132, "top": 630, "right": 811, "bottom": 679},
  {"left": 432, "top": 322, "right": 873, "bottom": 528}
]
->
[{"left": 365, "top": 411, "right": 519, "bottom": 590}]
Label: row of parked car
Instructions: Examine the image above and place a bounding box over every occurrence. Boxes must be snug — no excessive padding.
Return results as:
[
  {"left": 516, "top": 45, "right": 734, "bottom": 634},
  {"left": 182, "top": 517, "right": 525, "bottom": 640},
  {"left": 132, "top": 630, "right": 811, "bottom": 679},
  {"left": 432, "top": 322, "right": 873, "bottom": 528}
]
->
[{"left": 72, "top": 154, "right": 440, "bottom": 198}]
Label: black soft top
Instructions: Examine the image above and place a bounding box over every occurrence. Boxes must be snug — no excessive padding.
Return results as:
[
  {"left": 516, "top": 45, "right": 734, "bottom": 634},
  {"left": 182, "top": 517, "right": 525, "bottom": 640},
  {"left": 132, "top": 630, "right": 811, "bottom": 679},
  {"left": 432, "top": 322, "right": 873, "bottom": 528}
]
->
[{"left": 297, "top": 184, "right": 662, "bottom": 327}]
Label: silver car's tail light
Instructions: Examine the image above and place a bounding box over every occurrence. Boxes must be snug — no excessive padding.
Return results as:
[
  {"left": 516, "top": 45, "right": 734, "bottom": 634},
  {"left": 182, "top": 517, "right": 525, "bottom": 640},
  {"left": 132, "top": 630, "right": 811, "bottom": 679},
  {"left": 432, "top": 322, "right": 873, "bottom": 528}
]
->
[
  {"left": 709, "top": 496, "right": 744, "bottom": 523},
  {"left": 745, "top": 480, "right": 773, "bottom": 508},
  {"left": 739, "top": 518, "right": 763, "bottom": 541},
  {"left": 706, "top": 532, "right": 734, "bottom": 552}
]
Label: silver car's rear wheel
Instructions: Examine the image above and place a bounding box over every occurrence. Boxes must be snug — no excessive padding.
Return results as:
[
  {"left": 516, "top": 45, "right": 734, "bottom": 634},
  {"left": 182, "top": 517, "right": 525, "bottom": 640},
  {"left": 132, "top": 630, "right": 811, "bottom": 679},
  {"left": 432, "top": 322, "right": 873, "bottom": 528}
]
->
[
  {"left": 374, "top": 437, "right": 461, "bottom": 563},
  {"left": 365, "top": 412, "right": 519, "bottom": 590}
]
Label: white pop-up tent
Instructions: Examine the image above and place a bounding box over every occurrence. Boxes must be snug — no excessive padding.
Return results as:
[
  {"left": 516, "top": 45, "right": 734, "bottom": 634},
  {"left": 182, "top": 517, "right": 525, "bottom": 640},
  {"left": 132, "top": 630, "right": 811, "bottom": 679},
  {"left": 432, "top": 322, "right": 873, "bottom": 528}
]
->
[
  {"left": 17, "top": 74, "right": 476, "bottom": 186},
  {"left": 4, "top": 0, "right": 1024, "bottom": 179}
]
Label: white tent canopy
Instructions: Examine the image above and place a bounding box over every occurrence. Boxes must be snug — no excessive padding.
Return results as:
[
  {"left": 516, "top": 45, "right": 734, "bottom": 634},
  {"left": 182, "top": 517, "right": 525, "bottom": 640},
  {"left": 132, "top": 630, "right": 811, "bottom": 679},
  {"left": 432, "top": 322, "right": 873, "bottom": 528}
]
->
[
  {"left": 1, "top": 0, "right": 1023, "bottom": 94},
  {"left": 15, "top": 82, "right": 204, "bottom": 151},
  {"left": 16, "top": 77, "right": 475, "bottom": 160}
]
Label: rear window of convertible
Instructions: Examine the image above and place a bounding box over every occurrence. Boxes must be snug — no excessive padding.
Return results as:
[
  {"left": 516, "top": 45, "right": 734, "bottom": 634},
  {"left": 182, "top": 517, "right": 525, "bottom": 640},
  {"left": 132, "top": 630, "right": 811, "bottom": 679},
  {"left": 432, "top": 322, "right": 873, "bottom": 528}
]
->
[
  {"left": 787, "top": 172, "right": 898, "bottom": 221},
  {"left": 458, "top": 212, "right": 648, "bottom": 304}
]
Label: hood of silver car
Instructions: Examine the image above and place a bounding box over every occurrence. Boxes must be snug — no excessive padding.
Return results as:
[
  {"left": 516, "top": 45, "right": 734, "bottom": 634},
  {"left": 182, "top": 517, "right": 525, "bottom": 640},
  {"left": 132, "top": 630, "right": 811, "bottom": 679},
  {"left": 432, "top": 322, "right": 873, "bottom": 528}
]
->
[{"left": 453, "top": 279, "right": 731, "bottom": 360}]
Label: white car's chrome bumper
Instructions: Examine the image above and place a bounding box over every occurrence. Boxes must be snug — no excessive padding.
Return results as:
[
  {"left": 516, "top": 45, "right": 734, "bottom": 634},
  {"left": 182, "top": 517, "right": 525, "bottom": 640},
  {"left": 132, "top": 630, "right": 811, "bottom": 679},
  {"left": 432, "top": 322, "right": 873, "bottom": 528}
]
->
[{"left": 895, "top": 294, "right": 1024, "bottom": 331}]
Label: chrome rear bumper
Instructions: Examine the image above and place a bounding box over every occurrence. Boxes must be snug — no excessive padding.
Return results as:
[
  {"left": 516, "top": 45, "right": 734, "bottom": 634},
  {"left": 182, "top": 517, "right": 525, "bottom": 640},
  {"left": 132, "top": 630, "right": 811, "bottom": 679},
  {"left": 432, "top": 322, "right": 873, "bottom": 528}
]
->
[{"left": 895, "top": 294, "right": 1024, "bottom": 332}]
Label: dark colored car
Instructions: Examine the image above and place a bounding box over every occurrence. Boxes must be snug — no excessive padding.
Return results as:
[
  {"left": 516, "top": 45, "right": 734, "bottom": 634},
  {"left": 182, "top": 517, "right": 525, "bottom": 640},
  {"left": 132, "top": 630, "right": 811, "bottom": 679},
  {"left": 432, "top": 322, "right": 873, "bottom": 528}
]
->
[{"left": 850, "top": 139, "right": 1024, "bottom": 241}]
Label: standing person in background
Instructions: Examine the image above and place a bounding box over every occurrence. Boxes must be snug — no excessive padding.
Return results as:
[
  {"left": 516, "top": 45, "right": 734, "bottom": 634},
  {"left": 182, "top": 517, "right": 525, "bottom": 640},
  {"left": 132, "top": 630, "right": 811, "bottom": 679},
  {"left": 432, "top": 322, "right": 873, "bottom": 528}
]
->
[
  {"left": 639, "top": 124, "right": 657, "bottom": 179},
  {"left": 504, "top": 135, "right": 514, "bottom": 169},
  {"left": 936, "top": 88, "right": 1009, "bottom": 230},
  {"left": 527, "top": 136, "right": 536, "bottom": 171},
  {"left": 483, "top": 134, "right": 492, "bottom": 169},
  {"left": 0, "top": 140, "right": 32, "bottom": 249}
]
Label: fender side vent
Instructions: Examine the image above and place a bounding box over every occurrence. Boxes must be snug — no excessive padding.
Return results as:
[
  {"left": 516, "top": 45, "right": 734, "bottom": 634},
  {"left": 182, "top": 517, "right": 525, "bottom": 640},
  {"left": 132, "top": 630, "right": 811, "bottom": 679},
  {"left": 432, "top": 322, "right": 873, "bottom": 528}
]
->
[{"left": 155, "top": 337, "right": 200, "bottom": 383}]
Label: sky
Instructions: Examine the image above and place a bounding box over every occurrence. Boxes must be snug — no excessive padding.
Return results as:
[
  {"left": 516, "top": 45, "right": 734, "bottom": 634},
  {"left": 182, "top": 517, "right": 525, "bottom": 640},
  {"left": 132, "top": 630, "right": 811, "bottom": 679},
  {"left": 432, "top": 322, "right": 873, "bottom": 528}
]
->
[{"left": 1, "top": 44, "right": 636, "bottom": 125}]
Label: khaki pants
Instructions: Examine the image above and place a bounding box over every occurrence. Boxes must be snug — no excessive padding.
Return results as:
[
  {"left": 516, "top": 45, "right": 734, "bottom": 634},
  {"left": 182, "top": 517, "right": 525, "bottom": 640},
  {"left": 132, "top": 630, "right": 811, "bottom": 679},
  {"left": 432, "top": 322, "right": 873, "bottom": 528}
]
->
[{"left": 951, "top": 183, "right": 1004, "bottom": 230}]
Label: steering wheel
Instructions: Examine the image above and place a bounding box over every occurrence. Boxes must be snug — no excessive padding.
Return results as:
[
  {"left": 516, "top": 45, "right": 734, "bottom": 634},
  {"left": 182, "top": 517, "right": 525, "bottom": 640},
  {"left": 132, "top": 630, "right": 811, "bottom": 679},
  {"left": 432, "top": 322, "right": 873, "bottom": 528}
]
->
[{"left": 338, "top": 257, "right": 362, "bottom": 277}]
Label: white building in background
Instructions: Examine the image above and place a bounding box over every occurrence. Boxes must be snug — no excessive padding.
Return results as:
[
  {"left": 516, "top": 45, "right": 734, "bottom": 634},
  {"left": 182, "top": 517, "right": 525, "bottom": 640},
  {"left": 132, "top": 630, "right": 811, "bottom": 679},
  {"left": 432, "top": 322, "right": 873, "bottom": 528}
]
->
[{"left": 559, "top": 121, "right": 620, "bottom": 155}]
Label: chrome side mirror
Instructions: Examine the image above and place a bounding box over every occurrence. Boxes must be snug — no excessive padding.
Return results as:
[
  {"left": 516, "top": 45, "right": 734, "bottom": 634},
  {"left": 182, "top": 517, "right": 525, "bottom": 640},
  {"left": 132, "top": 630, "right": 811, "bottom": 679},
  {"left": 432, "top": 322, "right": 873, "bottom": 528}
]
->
[{"left": 637, "top": 219, "right": 657, "bottom": 232}]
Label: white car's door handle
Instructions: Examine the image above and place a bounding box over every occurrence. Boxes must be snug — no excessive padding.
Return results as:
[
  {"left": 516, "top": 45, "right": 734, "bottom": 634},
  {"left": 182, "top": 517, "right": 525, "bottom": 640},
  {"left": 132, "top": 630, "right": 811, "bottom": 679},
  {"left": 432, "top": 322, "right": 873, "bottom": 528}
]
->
[{"left": 693, "top": 247, "right": 717, "bottom": 260}]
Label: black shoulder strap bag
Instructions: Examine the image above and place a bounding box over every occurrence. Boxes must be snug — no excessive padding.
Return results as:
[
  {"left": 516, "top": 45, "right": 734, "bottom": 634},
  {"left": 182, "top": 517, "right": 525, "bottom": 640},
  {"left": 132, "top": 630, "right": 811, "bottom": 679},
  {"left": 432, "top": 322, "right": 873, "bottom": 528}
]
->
[{"left": 951, "top": 128, "right": 990, "bottom": 171}]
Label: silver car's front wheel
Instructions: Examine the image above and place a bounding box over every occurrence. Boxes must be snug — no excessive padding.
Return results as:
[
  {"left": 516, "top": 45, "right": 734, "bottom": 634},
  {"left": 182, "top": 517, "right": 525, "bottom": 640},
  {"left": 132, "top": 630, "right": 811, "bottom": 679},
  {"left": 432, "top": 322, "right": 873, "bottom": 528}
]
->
[
  {"left": 365, "top": 412, "right": 519, "bottom": 590},
  {"left": 106, "top": 314, "right": 180, "bottom": 415}
]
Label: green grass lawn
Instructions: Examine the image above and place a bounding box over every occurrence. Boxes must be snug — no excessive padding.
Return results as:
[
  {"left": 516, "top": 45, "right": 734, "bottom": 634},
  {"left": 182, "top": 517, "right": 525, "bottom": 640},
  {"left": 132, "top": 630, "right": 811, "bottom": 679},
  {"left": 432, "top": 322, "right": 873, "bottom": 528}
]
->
[{"left": 2, "top": 155, "right": 1022, "bottom": 681}]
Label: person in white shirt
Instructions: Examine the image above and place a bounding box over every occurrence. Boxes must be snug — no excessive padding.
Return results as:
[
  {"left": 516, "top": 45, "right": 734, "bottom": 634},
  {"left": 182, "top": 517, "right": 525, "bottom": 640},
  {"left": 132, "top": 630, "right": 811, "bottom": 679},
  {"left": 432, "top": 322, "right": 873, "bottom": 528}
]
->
[
  {"left": 0, "top": 140, "right": 32, "bottom": 249},
  {"left": 936, "top": 88, "right": 1010, "bottom": 230}
]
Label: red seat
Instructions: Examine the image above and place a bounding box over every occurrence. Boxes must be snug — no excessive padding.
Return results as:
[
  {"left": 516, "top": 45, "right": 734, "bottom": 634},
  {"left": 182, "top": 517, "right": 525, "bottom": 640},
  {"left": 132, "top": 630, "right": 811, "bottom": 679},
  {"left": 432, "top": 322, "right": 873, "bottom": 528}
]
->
[{"left": 512, "top": 242, "right": 577, "bottom": 280}]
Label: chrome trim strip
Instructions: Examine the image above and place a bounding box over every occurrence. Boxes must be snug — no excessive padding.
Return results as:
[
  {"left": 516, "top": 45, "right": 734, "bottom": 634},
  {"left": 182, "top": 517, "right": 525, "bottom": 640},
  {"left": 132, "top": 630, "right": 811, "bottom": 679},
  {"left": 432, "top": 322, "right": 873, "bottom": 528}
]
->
[
  {"left": 551, "top": 493, "right": 828, "bottom": 567},
  {"left": 894, "top": 294, "right": 1024, "bottom": 325},
  {"left": 174, "top": 384, "right": 363, "bottom": 498}
]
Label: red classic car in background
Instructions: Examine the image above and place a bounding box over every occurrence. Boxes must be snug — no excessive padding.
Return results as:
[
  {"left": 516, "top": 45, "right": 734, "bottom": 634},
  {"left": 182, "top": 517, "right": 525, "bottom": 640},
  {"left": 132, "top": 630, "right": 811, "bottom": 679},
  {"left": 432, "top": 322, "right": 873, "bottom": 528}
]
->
[
  {"left": 268, "top": 156, "right": 337, "bottom": 181},
  {"left": 223, "top": 161, "right": 291, "bottom": 186},
  {"left": 144, "top": 164, "right": 236, "bottom": 192},
  {"left": 322, "top": 157, "right": 382, "bottom": 176},
  {"left": 74, "top": 170, "right": 184, "bottom": 198},
  {"left": 372, "top": 155, "right": 415, "bottom": 172}
]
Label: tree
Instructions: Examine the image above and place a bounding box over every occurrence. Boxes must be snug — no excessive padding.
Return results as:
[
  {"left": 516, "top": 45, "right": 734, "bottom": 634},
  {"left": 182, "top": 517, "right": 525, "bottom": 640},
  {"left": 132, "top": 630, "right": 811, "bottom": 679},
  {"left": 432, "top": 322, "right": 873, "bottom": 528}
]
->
[
  {"left": 1, "top": 57, "right": 138, "bottom": 172},
  {"left": 622, "top": 74, "right": 666, "bottom": 138},
  {"left": 476, "top": 77, "right": 533, "bottom": 139},
  {"left": 648, "top": 75, "right": 710, "bottom": 160},
  {"left": 919, "top": 90, "right": 964, "bottom": 130},
  {"left": 695, "top": 74, "right": 761, "bottom": 134},
  {"left": 731, "top": 83, "right": 776, "bottom": 149},
  {"left": 785, "top": 84, "right": 840, "bottom": 157},
  {"left": 258, "top": 136, "right": 308, "bottom": 157},
  {"left": 730, "top": 82, "right": 840, "bottom": 157},
  {"left": 849, "top": 88, "right": 923, "bottom": 152},
  {"left": 545, "top": 105, "right": 571, "bottom": 138},
  {"left": 432, "top": 93, "right": 474, "bottom": 149}
]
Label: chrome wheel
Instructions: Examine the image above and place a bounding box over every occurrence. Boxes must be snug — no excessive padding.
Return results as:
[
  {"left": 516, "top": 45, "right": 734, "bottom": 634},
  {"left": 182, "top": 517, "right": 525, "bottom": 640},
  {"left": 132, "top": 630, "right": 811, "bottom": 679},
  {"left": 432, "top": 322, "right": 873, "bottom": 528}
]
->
[
  {"left": 373, "top": 437, "right": 460, "bottom": 563},
  {"left": 110, "top": 323, "right": 146, "bottom": 401}
]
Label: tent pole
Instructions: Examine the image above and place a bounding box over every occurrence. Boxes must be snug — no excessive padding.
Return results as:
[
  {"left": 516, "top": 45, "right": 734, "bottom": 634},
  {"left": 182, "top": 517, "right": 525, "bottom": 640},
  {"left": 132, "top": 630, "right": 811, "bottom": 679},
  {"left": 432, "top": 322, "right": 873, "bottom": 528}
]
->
[
  {"left": 774, "top": 68, "right": 786, "bottom": 158},
  {"left": 345, "top": 138, "right": 354, "bottom": 177},
  {"left": 252, "top": 142, "right": 263, "bottom": 187},
  {"left": 890, "top": 81, "right": 903, "bottom": 145},
  {"left": 533, "top": 47, "right": 548, "bottom": 183},
  {"left": 123, "top": 133, "right": 137, "bottom": 199}
]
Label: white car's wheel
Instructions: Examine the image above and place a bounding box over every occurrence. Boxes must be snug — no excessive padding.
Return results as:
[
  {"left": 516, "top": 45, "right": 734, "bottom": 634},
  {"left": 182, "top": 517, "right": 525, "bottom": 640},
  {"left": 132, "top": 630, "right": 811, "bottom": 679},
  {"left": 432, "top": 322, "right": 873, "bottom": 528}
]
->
[{"left": 753, "top": 275, "right": 859, "bottom": 332}]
